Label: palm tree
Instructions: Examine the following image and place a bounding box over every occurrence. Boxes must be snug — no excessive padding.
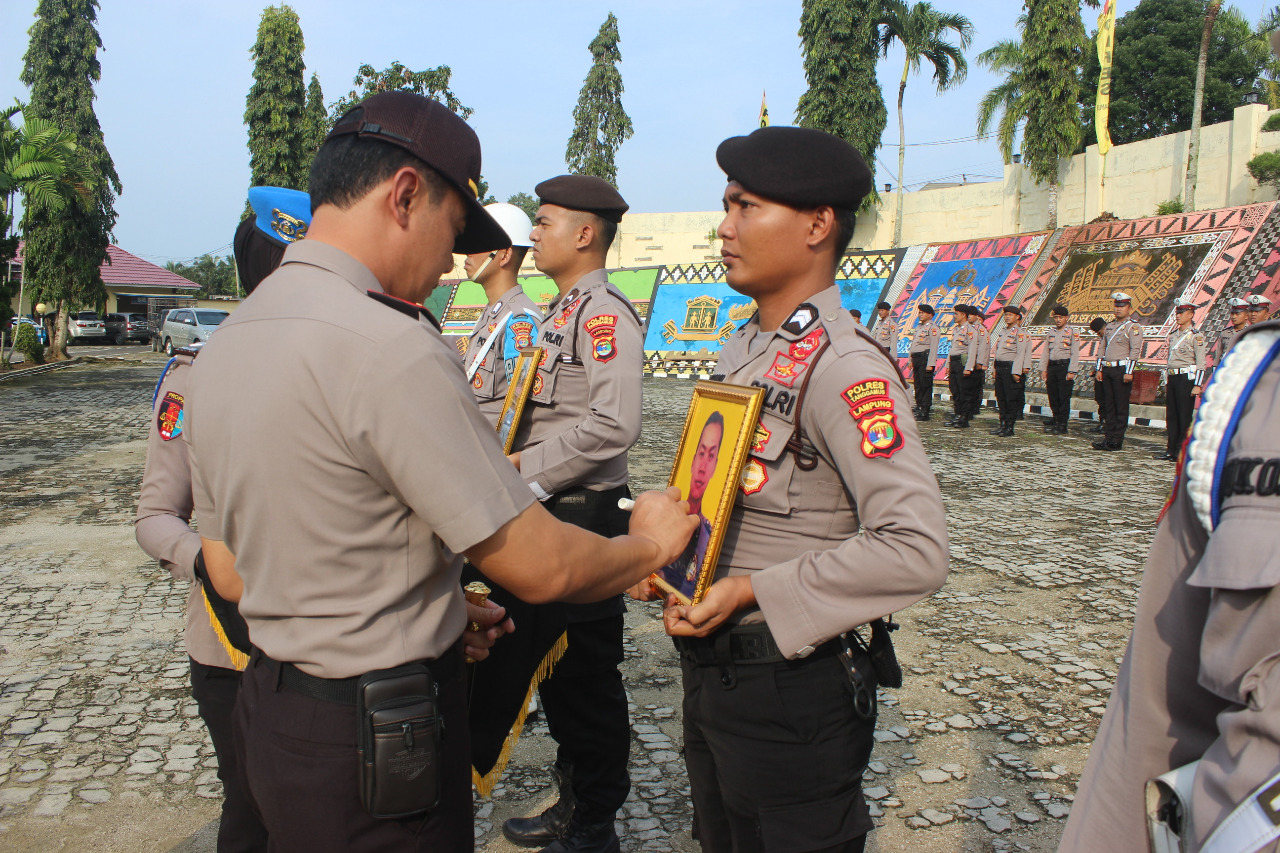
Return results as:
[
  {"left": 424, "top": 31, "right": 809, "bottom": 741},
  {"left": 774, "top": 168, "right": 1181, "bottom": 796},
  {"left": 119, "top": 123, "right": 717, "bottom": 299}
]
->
[
  {"left": 975, "top": 29, "right": 1027, "bottom": 164},
  {"left": 878, "top": 1, "right": 974, "bottom": 248},
  {"left": 1184, "top": 1, "right": 1224, "bottom": 211}
]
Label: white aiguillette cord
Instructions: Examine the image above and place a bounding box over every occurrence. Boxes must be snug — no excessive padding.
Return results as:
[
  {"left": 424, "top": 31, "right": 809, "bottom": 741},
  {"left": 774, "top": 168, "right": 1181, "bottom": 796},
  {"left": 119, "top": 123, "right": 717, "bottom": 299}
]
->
[{"left": 466, "top": 310, "right": 513, "bottom": 382}]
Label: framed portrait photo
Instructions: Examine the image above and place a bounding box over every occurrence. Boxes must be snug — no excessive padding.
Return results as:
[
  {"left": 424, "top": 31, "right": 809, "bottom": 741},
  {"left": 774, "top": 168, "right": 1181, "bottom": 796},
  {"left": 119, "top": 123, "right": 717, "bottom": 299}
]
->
[
  {"left": 650, "top": 381, "right": 765, "bottom": 605},
  {"left": 496, "top": 347, "right": 544, "bottom": 454}
]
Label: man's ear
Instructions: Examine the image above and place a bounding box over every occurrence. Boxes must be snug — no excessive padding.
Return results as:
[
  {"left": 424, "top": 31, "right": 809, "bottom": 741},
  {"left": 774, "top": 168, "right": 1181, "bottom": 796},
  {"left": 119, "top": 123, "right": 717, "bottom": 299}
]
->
[
  {"left": 388, "top": 166, "right": 423, "bottom": 228},
  {"left": 804, "top": 206, "right": 837, "bottom": 249},
  {"left": 496, "top": 247, "right": 515, "bottom": 269},
  {"left": 574, "top": 220, "right": 595, "bottom": 251}
]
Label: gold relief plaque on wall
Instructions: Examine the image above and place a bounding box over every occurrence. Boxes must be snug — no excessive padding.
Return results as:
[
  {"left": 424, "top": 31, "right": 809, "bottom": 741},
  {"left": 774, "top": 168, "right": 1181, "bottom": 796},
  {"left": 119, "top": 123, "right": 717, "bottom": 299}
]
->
[{"left": 661, "top": 295, "right": 738, "bottom": 344}]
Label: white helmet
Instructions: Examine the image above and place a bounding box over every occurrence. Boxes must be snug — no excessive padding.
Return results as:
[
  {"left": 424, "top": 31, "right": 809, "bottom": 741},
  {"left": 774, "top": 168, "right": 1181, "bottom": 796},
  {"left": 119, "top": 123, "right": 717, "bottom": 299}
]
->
[{"left": 482, "top": 202, "right": 534, "bottom": 248}]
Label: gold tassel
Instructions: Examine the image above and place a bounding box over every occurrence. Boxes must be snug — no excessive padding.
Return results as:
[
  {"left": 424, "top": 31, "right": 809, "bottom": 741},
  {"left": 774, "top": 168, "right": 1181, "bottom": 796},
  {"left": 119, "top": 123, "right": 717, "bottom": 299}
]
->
[
  {"left": 201, "top": 586, "right": 249, "bottom": 672},
  {"left": 472, "top": 631, "right": 569, "bottom": 799}
]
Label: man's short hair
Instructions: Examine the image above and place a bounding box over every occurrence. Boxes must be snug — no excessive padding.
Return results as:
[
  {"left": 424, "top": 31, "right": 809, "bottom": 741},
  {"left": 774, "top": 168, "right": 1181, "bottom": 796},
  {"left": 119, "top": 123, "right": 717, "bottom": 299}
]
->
[
  {"left": 571, "top": 210, "right": 617, "bottom": 252},
  {"left": 309, "top": 134, "right": 449, "bottom": 211},
  {"left": 1090, "top": 317, "right": 1107, "bottom": 333},
  {"left": 850, "top": 308, "right": 862, "bottom": 319},
  {"left": 832, "top": 207, "right": 857, "bottom": 258},
  {"left": 507, "top": 245, "right": 529, "bottom": 269},
  {"left": 701, "top": 410, "right": 725, "bottom": 444}
]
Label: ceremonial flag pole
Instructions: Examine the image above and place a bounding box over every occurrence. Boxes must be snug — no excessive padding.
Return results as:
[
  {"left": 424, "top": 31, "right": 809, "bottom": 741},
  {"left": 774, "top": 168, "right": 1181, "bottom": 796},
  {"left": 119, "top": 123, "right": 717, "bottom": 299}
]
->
[
  {"left": 1095, "top": 0, "right": 1116, "bottom": 210},
  {"left": 759, "top": 90, "right": 769, "bottom": 128}
]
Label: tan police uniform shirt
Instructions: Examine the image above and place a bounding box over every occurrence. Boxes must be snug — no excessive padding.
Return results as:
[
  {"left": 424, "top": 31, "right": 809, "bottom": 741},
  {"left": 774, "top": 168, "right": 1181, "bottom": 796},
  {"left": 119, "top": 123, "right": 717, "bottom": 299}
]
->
[
  {"left": 515, "top": 268, "right": 642, "bottom": 499},
  {"left": 990, "top": 323, "right": 1032, "bottom": 374},
  {"left": 1060, "top": 321, "right": 1280, "bottom": 852},
  {"left": 909, "top": 318, "right": 941, "bottom": 364},
  {"left": 1039, "top": 324, "right": 1080, "bottom": 374},
  {"left": 872, "top": 315, "right": 898, "bottom": 353},
  {"left": 134, "top": 350, "right": 235, "bottom": 670},
  {"left": 186, "top": 240, "right": 535, "bottom": 679},
  {"left": 464, "top": 285, "right": 543, "bottom": 424},
  {"left": 948, "top": 321, "right": 972, "bottom": 363},
  {"left": 1166, "top": 326, "right": 1207, "bottom": 386},
  {"left": 1214, "top": 324, "right": 1242, "bottom": 364},
  {"left": 966, "top": 322, "right": 990, "bottom": 373},
  {"left": 710, "top": 286, "right": 949, "bottom": 658},
  {"left": 1097, "top": 317, "right": 1144, "bottom": 374}
]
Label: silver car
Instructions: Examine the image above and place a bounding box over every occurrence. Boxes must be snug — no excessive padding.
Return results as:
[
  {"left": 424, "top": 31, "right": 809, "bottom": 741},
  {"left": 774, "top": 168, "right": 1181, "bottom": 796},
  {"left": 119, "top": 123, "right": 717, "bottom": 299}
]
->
[
  {"left": 160, "top": 308, "right": 229, "bottom": 355},
  {"left": 67, "top": 310, "right": 106, "bottom": 343}
]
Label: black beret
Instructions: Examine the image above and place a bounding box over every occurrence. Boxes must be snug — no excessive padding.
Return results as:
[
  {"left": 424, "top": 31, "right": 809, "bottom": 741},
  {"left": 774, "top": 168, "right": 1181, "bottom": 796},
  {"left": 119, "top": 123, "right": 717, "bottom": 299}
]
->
[
  {"left": 849, "top": 308, "right": 862, "bottom": 318},
  {"left": 1090, "top": 317, "right": 1108, "bottom": 332},
  {"left": 1002, "top": 304, "right": 1023, "bottom": 316},
  {"left": 966, "top": 306, "right": 986, "bottom": 318},
  {"left": 877, "top": 301, "right": 891, "bottom": 311},
  {"left": 716, "top": 126, "right": 872, "bottom": 210},
  {"left": 233, "top": 217, "right": 285, "bottom": 295},
  {"left": 1051, "top": 304, "right": 1069, "bottom": 317},
  {"left": 917, "top": 304, "right": 935, "bottom": 315},
  {"left": 535, "top": 175, "right": 629, "bottom": 223},
  {"left": 953, "top": 303, "right": 970, "bottom": 313}
]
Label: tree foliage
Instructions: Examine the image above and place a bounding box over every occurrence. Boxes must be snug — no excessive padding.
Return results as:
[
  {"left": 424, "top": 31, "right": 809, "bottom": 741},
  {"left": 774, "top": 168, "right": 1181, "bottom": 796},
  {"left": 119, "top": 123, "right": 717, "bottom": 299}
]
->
[
  {"left": 1022, "top": 0, "right": 1087, "bottom": 192},
  {"left": 508, "top": 192, "right": 538, "bottom": 222},
  {"left": 166, "top": 255, "right": 238, "bottom": 299},
  {"left": 975, "top": 31, "right": 1027, "bottom": 164},
  {"left": 1247, "top": 150, "right": 1280, "bottom": 190},
  {"left": 20, "top": 0, "right": 121, "bottom": 360},
  {"left": 245, "top": 4, "right": 309, "bottom": 191},
  {"left": 304, "top": 72, "right": 326, "bottom": 164},
  {"left": 796, "top": 0, "right": 888, "bottom": 210},
  {"left": 565, "top": 12, "right": 633, "bottom": 187},
  {"left": 1080, "top": 0, "right": 1262, "bottom": 148},
  {"left": 329, "top": 61, "right": 472, "bottom": 125}
]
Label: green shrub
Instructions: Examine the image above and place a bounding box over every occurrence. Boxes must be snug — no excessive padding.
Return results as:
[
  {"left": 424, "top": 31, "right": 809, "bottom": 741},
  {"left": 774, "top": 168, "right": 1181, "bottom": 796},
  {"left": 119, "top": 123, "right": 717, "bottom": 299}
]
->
[
  {"left": 1248, "top": 151, "right": 1280, "bottom": 190},
  {"left": 1263, "top": 113, "right": 1280, "bottom": 132},
  {"left": 13, "top": 323, "right": 44, "bottom": 365},
  {"left": 1156, "top": 198, "right": 1184, "bottom": 215}
]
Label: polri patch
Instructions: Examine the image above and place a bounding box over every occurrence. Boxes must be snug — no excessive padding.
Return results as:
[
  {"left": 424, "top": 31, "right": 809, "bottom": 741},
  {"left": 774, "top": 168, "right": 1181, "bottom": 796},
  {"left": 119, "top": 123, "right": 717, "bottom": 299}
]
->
[
  {"left": 740, "top": 458, "right": 768, "bottom": 495},
  {"left": 511, "top": 319, "right": 535, "bottom": 349},
  {"left": 764, "top": 353, "right": 807, "bottom": 388},
  {"left": 788, "top": 330, "right": 823, "bottom": 361},
  {"left": 857, "top": 412, "right": 903, "bottom": 459},
  {"left": 157, "top": 391, "right": 184, "bottom": 441}
]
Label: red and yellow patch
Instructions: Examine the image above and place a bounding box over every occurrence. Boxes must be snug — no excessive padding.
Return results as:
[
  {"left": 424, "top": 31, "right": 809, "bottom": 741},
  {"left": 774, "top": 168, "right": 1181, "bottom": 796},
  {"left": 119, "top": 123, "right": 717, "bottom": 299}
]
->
[
  {"left": 510, "top": 319, "right": 535, "bottom": 349},
  {"left": 553, "top": 301, "right": 581, "bottom": 329},
  {"left": 532, "top": 374, "right": 544, "bottom": 396},
  {"left": 157, "top": 391, "right": 184, "bottom": 441},
  {"left": 764, "top": 353, "right": 807, "bottom": 388},
  {"left": 592, "top": 335, "right": 617, "bottom": 362},
  {"left": 487, "top": 321, "right": 498, "bottom": 333},
  {"left": 788, "top": 330, "right": 823, "bottom": 361},
  {"left": 740, "top": 459, "right": 768, "bottom": 495},
  {"left": 841, "top": 378, "right": 903, "bottom": 459},
  {"left": 842, "top": 378, "right": 891, "bottom": 408},
  {"left": 585, "top": 314, "right": 617, "bottom": 335},
  {"left": 588, "top": 314, "right": 619, "bottom": 363},
  {"left": 750, "top": 420, "right": 771, "bottom": 454},
  {"left": 456, "top": 337, "right": 469, "bottom": 356},
  {"left": 472, "top": 373, "right": 484, "bottom": 389}
]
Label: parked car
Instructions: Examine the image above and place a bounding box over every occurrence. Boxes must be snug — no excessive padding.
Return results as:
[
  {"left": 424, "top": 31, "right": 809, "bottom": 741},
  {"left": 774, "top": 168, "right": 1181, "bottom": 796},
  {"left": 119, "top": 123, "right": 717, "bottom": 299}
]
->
[
  {"left": 160, "top": 308, "right": 228, "bottom": 354},
  {"left": 3, "top": 316, "right": 49, "bottom": 346},
  {"left": 67, "top": 310, "right": 106, "bottom": 343},
  {"left": 104, "top": 312, "right": 151, "bottom": 345}
]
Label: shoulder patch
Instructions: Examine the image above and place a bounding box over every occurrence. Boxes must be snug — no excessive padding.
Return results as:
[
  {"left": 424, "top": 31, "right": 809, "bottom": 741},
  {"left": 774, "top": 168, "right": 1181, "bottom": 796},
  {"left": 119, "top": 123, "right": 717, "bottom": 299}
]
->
[
  {"left": 585, "top": 314, "right": 617, "bottom": 335},
  {"left": 510, "top": 318, "right": 536, "bottom": 349},
  {"left": 587, "top": 313, "right": 619, "bottom": 363},
  {"left": 764, "top": 353, "right": 808, "bottom": 388},
  {"left": 157, "top": 391, "right": 184, "bottom": 441}
]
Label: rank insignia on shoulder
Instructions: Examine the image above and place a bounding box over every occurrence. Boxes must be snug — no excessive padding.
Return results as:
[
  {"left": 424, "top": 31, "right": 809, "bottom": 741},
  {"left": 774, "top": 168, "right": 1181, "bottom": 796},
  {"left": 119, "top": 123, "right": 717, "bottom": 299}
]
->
[
  {"left": 788, "top": 330, "right": 823, "bottom": 361},
  {"left": 740, "top": 458, "right": 769, "bottom": 495},
  {"left": 764, "top": 353, "right": 807, "bottom": 388},
  {"left": 157, "top": 391, "right": 184, "bottom": 441},
  {"left": 751, "top": 420, "right": 771, "bottom": 454},
  {"left": 511, "top": 319, "right": 535, "bottom": 349},
  {"left": 781, "top": 303, "right": 818, "bottom": 336}
]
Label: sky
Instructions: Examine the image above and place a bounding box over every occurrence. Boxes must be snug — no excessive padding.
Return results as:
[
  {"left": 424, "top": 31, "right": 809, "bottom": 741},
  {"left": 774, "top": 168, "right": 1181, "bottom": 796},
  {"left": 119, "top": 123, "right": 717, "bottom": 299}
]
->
[{"left": 2, "top": 0, "right": 1272, "bottom": 263}]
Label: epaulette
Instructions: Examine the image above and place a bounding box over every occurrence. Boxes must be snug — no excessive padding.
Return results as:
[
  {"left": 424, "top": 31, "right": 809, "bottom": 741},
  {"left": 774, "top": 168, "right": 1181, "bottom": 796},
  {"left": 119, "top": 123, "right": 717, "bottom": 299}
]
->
[
  {"left": 365, "top": 290, "right": 441, "bottom": 331},
  {"left": 174, "top": 342, "right": 203, "bottom": 358}
]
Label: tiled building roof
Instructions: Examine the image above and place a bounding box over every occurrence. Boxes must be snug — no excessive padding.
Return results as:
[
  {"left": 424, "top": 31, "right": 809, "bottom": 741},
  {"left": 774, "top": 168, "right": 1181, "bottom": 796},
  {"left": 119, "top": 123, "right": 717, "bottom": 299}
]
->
[{"left": 13, "top": 243, "right": 200, "bottom": 291}]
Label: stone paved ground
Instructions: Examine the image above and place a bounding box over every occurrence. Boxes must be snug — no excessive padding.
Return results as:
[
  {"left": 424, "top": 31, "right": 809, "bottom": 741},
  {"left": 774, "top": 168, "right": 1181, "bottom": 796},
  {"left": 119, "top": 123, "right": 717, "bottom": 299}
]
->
[{"left": 0, "top": 361, "right": 1172, "bottom": 852}]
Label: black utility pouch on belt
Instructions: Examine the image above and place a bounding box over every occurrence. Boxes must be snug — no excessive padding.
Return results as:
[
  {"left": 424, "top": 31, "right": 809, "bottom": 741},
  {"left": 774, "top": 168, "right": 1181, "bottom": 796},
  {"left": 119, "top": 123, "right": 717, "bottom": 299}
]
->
[
  {"left": 356, "top": 662, "right": 442, "bottom": 819},
  {"left": 848, "top": 617, "right": 904, "bottom": 689}
]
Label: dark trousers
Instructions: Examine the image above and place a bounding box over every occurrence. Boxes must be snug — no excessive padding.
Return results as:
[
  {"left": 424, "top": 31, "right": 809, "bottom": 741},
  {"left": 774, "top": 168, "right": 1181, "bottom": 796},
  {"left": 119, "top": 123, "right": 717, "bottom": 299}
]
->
[
  {"left": 1165, "top": 373, "right": 1196, "bottom": 456},
  {"left": 682, "top": 653, "right": 875, "bottom": 853},
  {"left": 1046, "top": 360, "right": 1073, "bottom": 425},
  {"left": 1100, "top": 365, "right": 1132, "bottom": 446},
  {"left": 947, "top": 356, "right": 963, "bottom": 414},
  {"left": 541, "top": 486, "right": 632, "bottom": 822},
  {"left": 910, "top": 352, "right": 933, "bottom": 414},
  {"left": 961, "top": 368, "right": 985, "bottom": 419},
  {"left": 993, "top": 360, "right": 1022, "bottom": 422},
  {"left": 190, "top": 660, "right": 268, "bottom": 853},
  {"left": 233, "top": 650, "right": 472, "bottom": 853},
  {"left": 1093, "top": 375, "right": 1108, "bottom": 428}
]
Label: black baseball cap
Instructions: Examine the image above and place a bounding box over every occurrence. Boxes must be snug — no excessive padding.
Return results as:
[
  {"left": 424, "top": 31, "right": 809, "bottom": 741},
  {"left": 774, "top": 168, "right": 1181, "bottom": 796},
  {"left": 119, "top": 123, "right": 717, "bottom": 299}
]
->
[{"left": 325, "top": 91, "right": 510, "bottom": 254}]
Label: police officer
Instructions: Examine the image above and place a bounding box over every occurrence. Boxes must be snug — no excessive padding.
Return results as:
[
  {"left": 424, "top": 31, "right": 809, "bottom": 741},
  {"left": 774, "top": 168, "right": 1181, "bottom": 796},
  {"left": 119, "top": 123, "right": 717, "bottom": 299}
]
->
[
  {"left": 500, "top": 174, "right": 643, "bottom": 853},
  {"left": 1039, "top": 305, "right": 1079, "bottom": 434},
  {"left": 909, "top": 303, "right": 940, "bottom": 420},
  {"left": 945, "top": 304, "right": 970, "bottom": 426},
  {"left": 1087, "top": 316, "right": 1109, "bottom": 434},
  {"left": 849, "top": 308, "right": 862, "bottom": 325},
  {"left": 872, "top": 300, "right": 897, "bottom": 353},
  {"left": 1154, "top": 299, "right": 1206, "bottom": 462},
  {"left": 958, "top": 305, "right": 989, "bottom": 429},
  {"left": 637, "top": 124, "right": 949, "bottom": 853},
  {"left": 988, "top": 305, "right": 1031, "bottom": 437},
  {"left": 1093, "top": 291, "right": 1144, "bottom": 451},
  {"left": 183, "top": 92, "right": 695, "bottom": 852},
  {"left": 1060, "top": 316, "right": 1280, "bottom": 853},
  {"left": 1247, "top": 293, "right": 1272, "bottom": 325},
  {"left": 135, "top": 185, "right": 310, "bottom": 853},
  {"left": 1214, "top": 298, "right": 1251, "bottom": 364},
  {"left": 461, "top": 202, "right": 542, "bottom": 424}
]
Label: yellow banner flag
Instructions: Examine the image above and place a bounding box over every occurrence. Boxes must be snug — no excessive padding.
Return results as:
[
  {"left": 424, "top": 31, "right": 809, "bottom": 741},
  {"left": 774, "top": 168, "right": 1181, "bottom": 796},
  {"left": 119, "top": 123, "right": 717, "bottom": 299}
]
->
[
  {"left": 1096, "top": 0, "right": 1116, "bottom": 155},
  {"left": 759, "top": 90, "right": 769, "bottom": 128}
]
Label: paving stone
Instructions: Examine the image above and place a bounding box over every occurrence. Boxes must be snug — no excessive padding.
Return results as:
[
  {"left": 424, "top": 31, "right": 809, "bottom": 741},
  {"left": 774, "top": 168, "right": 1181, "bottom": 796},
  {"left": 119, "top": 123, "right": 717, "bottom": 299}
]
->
[{"left": 916, "top": 769, "right": 952, "bottom": 784}]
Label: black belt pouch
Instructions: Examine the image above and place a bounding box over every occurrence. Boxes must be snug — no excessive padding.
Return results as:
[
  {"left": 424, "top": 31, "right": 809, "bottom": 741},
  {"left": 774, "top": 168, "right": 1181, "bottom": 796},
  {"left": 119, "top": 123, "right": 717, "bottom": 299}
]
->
[{"left": 356, "top": 662, "right": 442, "bottom": 819}]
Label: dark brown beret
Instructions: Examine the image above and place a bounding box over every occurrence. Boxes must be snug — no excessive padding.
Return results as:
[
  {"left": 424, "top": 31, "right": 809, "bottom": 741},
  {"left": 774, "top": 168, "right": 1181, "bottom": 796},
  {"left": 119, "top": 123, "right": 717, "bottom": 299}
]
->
[
  {"left": 1002, "top": 304, "right": 1024, "bottom": 316},
  {"left": 716, "top": 126, "right": 872, "bottom": 210},
  {"left": 535, "top": 175, "right": 629, "bottom": 223},
  {"left": 1051, "top": 304, "right": 1070, "bottom": 316}
]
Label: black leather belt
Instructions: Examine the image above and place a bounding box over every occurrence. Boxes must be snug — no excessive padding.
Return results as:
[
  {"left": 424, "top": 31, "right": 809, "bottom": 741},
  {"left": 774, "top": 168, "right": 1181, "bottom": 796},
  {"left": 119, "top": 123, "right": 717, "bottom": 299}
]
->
[
  {"left": 269, "top": 645, "right": 460, "bottom": 706},
  {"left": 674, "top": 625, "right": 840, "bottom": 667},
  {"left": 1048, "top": 359, "right": 1071, "bottom": 366}
]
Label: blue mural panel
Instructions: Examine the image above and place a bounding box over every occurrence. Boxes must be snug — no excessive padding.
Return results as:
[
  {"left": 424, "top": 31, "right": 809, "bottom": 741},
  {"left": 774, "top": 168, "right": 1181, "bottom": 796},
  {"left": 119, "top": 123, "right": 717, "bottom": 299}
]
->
[
  {"left": 643, "top": 283, "right": 755, "bottom": 354},
  {"left": 894, "top": 256, "right": 1020, "bottom": 358},
  {"left": 838, "top": 277, "right": 889, "bottom": 320}
]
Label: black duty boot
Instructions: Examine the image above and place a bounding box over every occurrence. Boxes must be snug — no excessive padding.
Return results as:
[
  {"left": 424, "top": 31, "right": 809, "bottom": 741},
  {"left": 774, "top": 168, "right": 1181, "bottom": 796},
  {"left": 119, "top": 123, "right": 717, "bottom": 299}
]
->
[
  {"left": 989, "top": 419, "right": 1006, "bottom": 435},
  {"left": 1087, "top": 423, "right": 1105, "bottom": 434},
  {"left": 538, "top": 817, "right": 621, "bottom": 853},
  {"left": 1002, "top": 420, "right": 1015, "bottom": 437},
  {"left": 918, "top": 411, "right": 931, "bottom": 422},
  {"left": 954, "top": 417, "right": 969, "bottom": 429},
  {"left": 504, "top": 765, "right": 577, "bottom": 848},
  {"left": 944, "top": 414, "right": 958, "bottom": 426}
]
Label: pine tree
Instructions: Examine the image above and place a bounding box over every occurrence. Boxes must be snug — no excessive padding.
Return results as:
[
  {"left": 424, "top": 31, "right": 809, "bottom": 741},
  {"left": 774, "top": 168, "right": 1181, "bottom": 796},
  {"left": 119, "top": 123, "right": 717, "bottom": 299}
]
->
[
  {"left": 20, "top": 0, "right": 121, "bottom": 361},
  {"left": 304, "top": 72, "right": 327, "bottom": 166},
  {"left": 796, "top": 0, "right": 887, "bottom": 210},
  {"left": 565, "top": 13, "right": 633, "bottom": 187},
  {"left": 244, "top": 4, "right": 308, "bottom": 192},
  {"left": 1021, "top": 0, "right": 1087, "bottom": 229}
]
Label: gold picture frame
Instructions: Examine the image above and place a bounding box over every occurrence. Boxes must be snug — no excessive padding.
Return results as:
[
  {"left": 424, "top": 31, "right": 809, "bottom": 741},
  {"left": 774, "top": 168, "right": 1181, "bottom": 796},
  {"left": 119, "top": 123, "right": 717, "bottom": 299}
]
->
[
  {"left": 650, "top": 380, "right": 765, "bottom": 605},
  {"left": 496, "top": 347, "right": 544, "bottom": 454}
]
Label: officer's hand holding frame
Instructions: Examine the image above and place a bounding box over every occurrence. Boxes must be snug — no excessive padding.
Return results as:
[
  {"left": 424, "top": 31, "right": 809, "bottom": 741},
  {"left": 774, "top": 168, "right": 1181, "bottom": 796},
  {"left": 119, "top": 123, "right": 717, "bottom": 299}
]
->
[{"left": 496, "top": 347, "right": 544, "bottom": 453}]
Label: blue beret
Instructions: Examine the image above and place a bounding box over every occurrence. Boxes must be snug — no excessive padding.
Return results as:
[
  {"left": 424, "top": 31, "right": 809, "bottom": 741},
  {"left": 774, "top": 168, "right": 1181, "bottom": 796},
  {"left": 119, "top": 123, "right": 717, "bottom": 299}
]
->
[{"left": 248, "top": 186, "right": 312, "bottom": 246}]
